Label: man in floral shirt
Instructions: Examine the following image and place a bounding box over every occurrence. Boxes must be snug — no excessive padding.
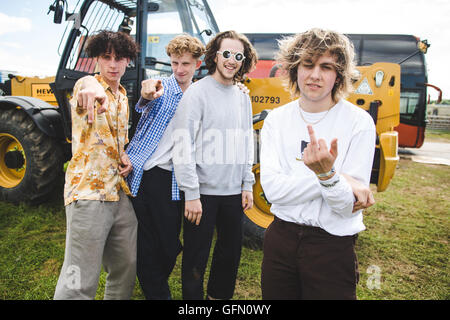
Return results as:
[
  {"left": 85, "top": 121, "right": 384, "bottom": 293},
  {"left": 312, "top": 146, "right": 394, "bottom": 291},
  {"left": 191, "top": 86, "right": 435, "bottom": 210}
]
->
[{"left": 54, "top": 30, "right": 139, "bottom": 300}]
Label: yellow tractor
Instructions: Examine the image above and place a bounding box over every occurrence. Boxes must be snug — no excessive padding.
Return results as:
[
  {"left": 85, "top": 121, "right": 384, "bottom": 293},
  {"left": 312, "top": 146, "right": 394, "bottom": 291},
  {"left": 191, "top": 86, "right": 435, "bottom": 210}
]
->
[{"left": 0, "top": 0, "right": 399, "bottom": 247}]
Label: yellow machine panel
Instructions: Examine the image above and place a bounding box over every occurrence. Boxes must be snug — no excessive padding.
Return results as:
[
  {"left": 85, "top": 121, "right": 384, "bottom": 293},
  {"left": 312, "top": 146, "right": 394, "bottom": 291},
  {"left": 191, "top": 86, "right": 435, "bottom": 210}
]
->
[
  {"left": 11, "top": 76, "right": 57, "bottom": 106},
  {"left": 347, "top": 63, "right": 400, "bottom": 134}
]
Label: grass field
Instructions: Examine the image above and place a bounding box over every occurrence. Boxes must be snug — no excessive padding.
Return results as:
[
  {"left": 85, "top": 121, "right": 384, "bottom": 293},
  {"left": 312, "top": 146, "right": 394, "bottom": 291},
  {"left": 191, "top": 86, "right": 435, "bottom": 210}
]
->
[
  {"left": 426, "top": 129, "right": 450, "bottom": 142},
  {"left": 0, "top": 146, "right": 449, "bottom": 300}
]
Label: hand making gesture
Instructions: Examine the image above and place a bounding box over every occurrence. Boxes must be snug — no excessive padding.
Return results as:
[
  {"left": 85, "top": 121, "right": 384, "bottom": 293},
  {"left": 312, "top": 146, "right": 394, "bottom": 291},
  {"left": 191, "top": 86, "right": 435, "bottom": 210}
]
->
[
  {"left": 302, "top": 125, "right": 338, "bottom": 179},
  {"left": 76, "top": 76, "right": 109, "bottom": 124},
  {"left": 303, "top": 125, "right": 375, "bottom": 212},
  {"left": 141, "top": 79, "right": 164, "bottom": 101}
]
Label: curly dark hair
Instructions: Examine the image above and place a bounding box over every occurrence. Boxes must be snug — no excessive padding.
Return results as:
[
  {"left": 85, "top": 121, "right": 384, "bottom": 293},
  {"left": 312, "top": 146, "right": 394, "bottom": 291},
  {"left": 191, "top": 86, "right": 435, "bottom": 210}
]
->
[
  {"left": 204, "top": 30, "right": 258, "bottom": 83},
  {"left": 85, "top": 30, "right": 139, "bottom": 60}
]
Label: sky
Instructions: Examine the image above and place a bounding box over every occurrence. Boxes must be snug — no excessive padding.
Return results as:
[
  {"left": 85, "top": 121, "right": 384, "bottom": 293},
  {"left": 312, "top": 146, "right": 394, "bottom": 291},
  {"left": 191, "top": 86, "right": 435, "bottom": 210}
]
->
[{"left": 0, "top": 0, "right": 449, "bottom": 99}]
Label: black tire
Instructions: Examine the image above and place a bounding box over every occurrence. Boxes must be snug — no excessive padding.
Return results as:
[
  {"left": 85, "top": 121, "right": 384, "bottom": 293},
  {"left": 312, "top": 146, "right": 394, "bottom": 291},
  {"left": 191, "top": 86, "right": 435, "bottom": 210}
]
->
[
  {"left": 241, "top": 165, "right": 273, "bottom": 250},
  {"left": 0, "top": 108, "right": 64, "bottom": 204},
  {"left": 242, "top": 214, "right": 266, "bottom": 250}
]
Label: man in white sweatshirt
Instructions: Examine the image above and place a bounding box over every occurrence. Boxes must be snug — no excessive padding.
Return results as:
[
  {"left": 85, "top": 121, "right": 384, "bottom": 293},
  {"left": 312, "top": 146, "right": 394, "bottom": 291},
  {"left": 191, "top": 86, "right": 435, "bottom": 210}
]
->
[
  {"left": 172, "top": 30, "right": 258, "bottom": 300},
  {"left": 260, "top": 28, "right": 376, "bottom": 300}
]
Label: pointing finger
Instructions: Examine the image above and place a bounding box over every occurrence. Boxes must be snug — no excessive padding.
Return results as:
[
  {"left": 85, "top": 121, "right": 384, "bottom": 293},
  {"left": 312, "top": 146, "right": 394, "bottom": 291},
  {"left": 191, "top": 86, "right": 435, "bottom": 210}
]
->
[
  {"left": 81, "top": 92, "right": 88, "bottom": 109},
  {"left": 87, "top": 96, "right": 95, "bottom": 123}
]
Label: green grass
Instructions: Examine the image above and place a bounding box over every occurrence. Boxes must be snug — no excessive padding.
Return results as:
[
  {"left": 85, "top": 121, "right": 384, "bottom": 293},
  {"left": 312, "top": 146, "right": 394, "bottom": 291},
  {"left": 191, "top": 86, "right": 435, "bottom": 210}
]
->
[
  {"left": 356, "top": 159, "right": 449, "bottom": 299},
  {"left": 425, "top": 129, "right": 450, "bottom": 142},
  {"left": 0, "top": 199, "right": 66, "bottom": 299},
  {"left": 0, "top": 159, "right": 449, "bottom": 300}
]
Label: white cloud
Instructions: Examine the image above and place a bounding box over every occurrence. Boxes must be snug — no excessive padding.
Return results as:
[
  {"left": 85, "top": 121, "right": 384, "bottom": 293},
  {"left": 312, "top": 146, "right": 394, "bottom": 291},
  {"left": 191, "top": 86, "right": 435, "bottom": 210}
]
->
[
  {"left": 0, "top": 12, "right": 32, "bottom": 35},
  {"left": 0, "top": 41, "right": 23, "bottom": 49},
  {"left": 0, "top": 47, "right": 55, "bottom": 77}
]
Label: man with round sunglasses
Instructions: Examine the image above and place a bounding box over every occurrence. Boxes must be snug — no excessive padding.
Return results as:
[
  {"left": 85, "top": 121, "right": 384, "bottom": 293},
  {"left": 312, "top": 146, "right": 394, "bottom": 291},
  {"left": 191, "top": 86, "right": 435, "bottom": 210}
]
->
[{"left": 172, "top": 30, "right": 258, "bottom": 300}]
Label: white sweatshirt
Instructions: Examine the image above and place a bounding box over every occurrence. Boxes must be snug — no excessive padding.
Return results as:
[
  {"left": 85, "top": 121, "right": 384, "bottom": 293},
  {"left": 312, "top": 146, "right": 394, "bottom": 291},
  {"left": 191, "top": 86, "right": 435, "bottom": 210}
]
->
[
  {"left": 172, "top": 76, "right": 255, "bottom": 201},
  {"left": 260, "top": 99, "right": 376, "bottom": 236}
]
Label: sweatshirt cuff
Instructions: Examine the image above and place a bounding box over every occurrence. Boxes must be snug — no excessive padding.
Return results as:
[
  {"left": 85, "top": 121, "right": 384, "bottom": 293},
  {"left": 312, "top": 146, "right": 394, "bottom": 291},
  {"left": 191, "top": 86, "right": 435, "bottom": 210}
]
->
[
  {"left": 184, "top": 188, "right": 200, "bottom": 201},
  {"left": 242, "top": 181, "right": 254, "bottom": 192}
]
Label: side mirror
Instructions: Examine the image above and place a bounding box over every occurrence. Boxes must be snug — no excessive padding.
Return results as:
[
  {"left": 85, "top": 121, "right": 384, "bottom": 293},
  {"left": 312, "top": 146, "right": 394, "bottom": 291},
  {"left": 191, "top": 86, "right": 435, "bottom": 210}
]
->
[
  {"left": 418, "top": 39, "right": 430, "bottom": 54},
  {"left": 48, "top": 0, "right": 65, "bottom": 24},
  {"left": 119, "top": 16, "right": 134, "bottom": 34}
]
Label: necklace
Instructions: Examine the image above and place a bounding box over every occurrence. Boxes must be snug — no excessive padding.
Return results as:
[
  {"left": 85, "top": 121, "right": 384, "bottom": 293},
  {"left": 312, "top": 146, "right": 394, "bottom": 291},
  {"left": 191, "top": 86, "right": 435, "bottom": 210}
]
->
[{"left": 298, "top": 102, "right": 332, "bottom": 125}]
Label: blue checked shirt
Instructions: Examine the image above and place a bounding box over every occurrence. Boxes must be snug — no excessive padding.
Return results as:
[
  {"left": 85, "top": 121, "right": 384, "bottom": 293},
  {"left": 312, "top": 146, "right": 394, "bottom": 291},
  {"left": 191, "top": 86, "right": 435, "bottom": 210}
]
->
[{"left": 126, "top": 74, "right": 183, "bottom": 200}]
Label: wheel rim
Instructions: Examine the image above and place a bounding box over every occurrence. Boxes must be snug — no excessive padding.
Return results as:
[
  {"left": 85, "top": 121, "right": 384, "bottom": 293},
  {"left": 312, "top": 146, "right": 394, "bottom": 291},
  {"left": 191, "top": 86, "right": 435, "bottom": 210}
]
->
[
  {"left": 0, "top": 133, "right": 26, "bottom": 188},
  {"left": 244, "top": 164, "right": 274, "bottom": 229}
]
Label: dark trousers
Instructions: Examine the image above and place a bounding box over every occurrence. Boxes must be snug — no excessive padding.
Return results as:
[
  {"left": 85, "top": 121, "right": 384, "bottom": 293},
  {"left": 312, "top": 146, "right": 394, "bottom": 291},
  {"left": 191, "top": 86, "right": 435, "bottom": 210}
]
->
[
  {"left": 261, "top": 216, "right": 359, "bottom": 300},
  {"left": 182, "top": 194, "right": 243, "bottom": 300},
  {"left": 131, "top": 166, "right": 183, "bottom": 300}
]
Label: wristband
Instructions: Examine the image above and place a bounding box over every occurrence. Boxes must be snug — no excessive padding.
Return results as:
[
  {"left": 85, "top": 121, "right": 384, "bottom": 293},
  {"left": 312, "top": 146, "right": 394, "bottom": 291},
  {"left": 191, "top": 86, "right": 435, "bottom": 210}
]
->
[
  {"left": 316, "top": 166, "right": 335, "bottom": 179},
  {"left": 320, "top": 176, "right": 340, "bottom": 188}
]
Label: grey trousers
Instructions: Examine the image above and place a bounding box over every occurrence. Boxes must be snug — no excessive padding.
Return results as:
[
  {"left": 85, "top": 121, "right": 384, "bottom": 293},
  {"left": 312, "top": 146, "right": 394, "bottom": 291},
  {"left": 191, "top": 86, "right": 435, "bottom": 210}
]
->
[{"left": 54, "top": 191, "right": 137, "bottom": 300}]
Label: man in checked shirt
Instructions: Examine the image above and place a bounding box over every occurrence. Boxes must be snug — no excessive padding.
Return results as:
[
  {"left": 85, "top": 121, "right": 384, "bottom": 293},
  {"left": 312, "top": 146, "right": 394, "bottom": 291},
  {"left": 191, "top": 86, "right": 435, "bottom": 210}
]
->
[{"left": 125, "top": 34, "right": 205, "bottom": 300}]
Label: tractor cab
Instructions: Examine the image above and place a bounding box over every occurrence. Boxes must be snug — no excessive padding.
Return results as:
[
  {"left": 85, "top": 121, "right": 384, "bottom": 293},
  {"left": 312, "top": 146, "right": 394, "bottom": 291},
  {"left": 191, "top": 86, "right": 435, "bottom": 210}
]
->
[{"left": 48, "top": 0, "right": 219, "bottom": 139}]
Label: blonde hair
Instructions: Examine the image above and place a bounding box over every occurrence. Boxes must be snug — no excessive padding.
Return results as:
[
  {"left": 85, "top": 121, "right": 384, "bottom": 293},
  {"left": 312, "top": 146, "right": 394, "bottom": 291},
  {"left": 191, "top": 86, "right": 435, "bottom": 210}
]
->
[
  {"left": 165, "top": 33, "right": 205, "bottom": 59},
  {"left": 276, "top": 28, "right": 359, "bottom": 102}
]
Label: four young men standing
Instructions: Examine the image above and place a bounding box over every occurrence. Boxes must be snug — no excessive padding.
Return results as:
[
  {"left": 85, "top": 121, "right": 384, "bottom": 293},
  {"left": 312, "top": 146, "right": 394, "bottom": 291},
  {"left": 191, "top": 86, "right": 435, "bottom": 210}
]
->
[{"left": 55, "top": 27, "right": 375, "bottom": 300}]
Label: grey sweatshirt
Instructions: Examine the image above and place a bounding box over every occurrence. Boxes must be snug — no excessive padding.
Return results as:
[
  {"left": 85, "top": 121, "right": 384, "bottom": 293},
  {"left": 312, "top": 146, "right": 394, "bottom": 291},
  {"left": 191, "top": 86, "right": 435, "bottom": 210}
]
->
[{"left": 172, "top": 75, "right": 255, "bottom": 201}]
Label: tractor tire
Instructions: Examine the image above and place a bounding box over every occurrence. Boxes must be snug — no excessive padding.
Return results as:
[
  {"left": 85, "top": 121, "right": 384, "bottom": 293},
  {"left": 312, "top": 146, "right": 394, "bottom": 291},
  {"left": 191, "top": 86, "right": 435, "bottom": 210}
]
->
[
  {"left": 0, "top": 108, "right": 64, "bottom": 204},
  {"left": 242, "top": 164, "right": 274, "bottom": 249},
  {"left": 242, "top": 214, "right": 266, "bottom": 249}
]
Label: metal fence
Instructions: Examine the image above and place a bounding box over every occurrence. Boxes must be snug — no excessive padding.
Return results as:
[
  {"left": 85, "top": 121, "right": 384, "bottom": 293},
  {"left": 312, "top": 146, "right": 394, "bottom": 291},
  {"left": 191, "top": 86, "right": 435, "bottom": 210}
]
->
[{"left": 427, "top": 115, "right": 450, "bottom": 131}]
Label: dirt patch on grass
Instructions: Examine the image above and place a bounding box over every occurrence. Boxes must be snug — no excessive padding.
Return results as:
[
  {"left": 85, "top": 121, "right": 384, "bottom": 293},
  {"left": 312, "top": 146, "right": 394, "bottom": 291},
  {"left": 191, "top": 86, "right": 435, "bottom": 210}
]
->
[{"left": 39, "top": 259, "right": 61, "bottom": 278}]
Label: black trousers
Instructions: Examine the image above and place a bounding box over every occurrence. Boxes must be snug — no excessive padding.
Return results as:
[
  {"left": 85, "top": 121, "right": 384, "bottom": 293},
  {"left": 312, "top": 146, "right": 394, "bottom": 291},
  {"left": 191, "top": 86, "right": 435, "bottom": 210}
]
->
[
  {"left": 182, "top": 194, "right": 243, "bottom": 300},
  {"left": 131, "top": 166, "right": 183, "bottom": 300},
  {"left": 261, "top": 216, "right": 359, "bottom": 300}
]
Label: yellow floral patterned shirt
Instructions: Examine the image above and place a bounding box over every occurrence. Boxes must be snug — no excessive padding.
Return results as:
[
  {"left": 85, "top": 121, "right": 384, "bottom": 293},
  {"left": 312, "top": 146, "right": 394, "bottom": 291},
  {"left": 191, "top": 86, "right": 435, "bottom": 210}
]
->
[{"left": 64, "top": 75, "right": 132, "bottom": 206}]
